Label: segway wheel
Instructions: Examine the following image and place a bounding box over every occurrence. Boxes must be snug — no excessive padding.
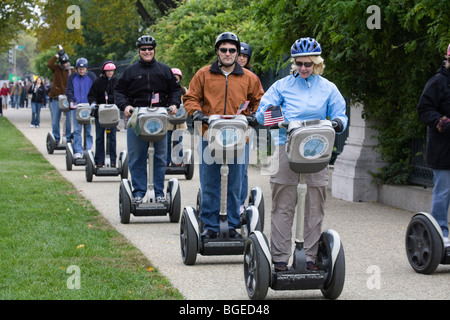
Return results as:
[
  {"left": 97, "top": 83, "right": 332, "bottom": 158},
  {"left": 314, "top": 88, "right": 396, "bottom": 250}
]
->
[
  {"left": 168, "top": 180, "right": 181, "bottom": 223},
  {"left": 180, "top": 208, "right": 198, "bottom": 265},
  {"left": 244, "top": 233, "right": 270, "bottom": 300},
  {"left": 405, "top": 214, "right": 443, "bottom": 274},
  {"left": 119, "top": 151, "right": 128, "bottom": 179},
  {"left": 85, "top": 156, "right": 94, "bottom": 182},
  {"left": 46, "top": 133, "right": 55, "bottom": 154},
  {"left": 318, "top": 231, "right": 345, "bottom": 299},
  {"left": 196, "top": 188, "right": 201, "bottom": 214},
  {"left": 66, "top": 144, "right": 73, "bottom": 171},
  {"left": 119, "top": 180, "right": 132, "bottom": 224},
  {"left": 249, "top": 187, "right": 265, "bottom": 231},
  {"left": 184, "top": 150, "right": 194, "bottom": 180}
]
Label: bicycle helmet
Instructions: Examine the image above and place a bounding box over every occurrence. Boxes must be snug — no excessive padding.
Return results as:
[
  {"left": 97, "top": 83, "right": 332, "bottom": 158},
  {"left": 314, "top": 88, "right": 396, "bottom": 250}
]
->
[
  {"left": 136, "top": 35, "right": 157, "bottom": 48},
  {"left": 76, "top": 57, "right": 88, "bottom": 68},
  {"left": 102, "top": 61, "right": 116, "bottom": 71},
  {"left": 291, "top": 37, "right": 322, "bottom": 57},
  {"left": 59, "top": 53, "right": 69, "bottom": 64},
  {"left": 240, "top": 42, "right": 252, "bottom": 58},
  {"left": 171, "top": 68, "right": 183, "bottom": 79},
  {"left": 215, "top": 32, "right": 240, "bottom": 53}
]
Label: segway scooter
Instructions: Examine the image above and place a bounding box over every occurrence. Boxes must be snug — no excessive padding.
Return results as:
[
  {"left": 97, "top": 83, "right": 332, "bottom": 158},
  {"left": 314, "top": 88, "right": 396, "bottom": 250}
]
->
[
  {"left": 85, "top": 104, "right": 128, "bottom": 182},
  {"left": 180, "top": 114, "right": 264, "bottom": 265},
  {"left": 405, "top": 212, "right": 450, "bottom": 274},
  {"left": 46, "top": 95, "right": 71, "bottom": 154},
  {"left": 166, "top": 103, "right": 194, "bottom": 180},
  {"left": 119, "top": 107, "right": 181, "bottom": 224},
  {"left": 66, "top": 103, "right": 92, "bottom": 171},
  {"left": 243, "top": 119, "right": 345, "bottom": 300}
]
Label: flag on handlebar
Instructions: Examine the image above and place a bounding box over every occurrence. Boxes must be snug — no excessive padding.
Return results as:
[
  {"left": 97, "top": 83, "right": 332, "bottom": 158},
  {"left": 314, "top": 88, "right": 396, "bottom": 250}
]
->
[
  {"left": 264, "top": 106, "right": 284, "bottom": 126},
  {"left": 237, "top": 101, "right": 250, "bottom": 115}
]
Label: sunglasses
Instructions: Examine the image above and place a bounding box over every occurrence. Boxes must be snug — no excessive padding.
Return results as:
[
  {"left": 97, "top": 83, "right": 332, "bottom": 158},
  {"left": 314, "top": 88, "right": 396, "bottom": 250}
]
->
[
  {"left": 140, "top": 47, "right": 154, "bottom": 52},
  {"left": 294, "top": 61, "right": 314, "bottom": 68},
  {"left": 219, "top": 47, "right": 237, "bottom": 54}
]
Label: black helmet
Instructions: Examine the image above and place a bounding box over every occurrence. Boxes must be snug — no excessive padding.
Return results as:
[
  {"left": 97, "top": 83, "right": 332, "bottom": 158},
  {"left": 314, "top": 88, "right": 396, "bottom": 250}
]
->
[
  {"left": 240, "top": 42, "right": 252, "bottom": 58},
  {"left": 59, "top": 53, "right": 69, "bottom": 64},
  {"left": 76, "top": 58, "right": 88, "bottom": 68},
  {"left": 136, "top": 35, "right": 157, "bottom": 48},
  {"left": 215, "top": 32, "right": 240, "bottom": 53}
]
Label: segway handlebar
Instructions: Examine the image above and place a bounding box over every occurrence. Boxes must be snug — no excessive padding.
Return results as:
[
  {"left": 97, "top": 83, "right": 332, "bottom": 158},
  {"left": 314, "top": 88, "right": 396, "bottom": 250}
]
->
[
  {"left": 193, "top": 114, "right": 256, "bottom": 126},
  {"left": 268, "top": 119, "right": 338, "bottom": 130}
]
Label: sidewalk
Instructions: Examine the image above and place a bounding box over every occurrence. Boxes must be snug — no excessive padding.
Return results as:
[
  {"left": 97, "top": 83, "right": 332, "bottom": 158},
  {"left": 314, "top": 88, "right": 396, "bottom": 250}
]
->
[{"left": 5, "top": 107, "right": 449, "bottom": 300}]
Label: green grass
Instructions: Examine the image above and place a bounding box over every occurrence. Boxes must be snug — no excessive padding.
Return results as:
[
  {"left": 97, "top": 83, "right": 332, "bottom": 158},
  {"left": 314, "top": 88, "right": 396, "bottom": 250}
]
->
[{"left": 0, "top": 116, "right": 183, "bottom": 300}]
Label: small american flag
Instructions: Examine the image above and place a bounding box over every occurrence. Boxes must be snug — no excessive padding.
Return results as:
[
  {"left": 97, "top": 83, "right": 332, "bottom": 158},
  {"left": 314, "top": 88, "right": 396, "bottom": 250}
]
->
[
  {"left": 264, "top": 106, "right": 284, "bottom": 126},
  {"left": 151, "top": 93, "right": 160, "bottom": 105},
  {"left": 237, "top": 101, "right": 250, "bottom": 115}
]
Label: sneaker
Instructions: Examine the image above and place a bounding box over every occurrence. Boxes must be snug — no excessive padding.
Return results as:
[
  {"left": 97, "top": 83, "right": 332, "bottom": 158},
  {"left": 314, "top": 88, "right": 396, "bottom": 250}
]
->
[
  {"left": 156, "top": 196, "right": 167, "bottom": 203},
  {"left": 202, "top": 229, "right": 217, "bottom": 240},
  {"left": 133, "top": 197, "right": 143, "bottom": 204},
  {"left": 444, "top": 237, "right": 450, "bottom": 248},
  {"left": 74, "top": 153, "right": 82, "bottom": 159},
  {"left": 228, "top": 228, "right": 242, "bottom": 239},
  {"left": 36, "top": 125, "right": 39, "bottom": 128},
  {"left": 273, "top": 262, "right": 288, "bottom": 272},
  {"left": 30, "top": 124, "right": 34, "bottom": 128},
  {"left": 306, "top": 261, "right": 319, "bottom": 271}
]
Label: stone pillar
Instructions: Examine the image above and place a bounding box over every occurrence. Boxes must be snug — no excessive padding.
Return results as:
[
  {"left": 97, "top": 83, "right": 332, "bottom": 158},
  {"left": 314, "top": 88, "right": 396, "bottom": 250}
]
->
[{"left": 332, "top": 103, "right": 386, "bottom": 202}]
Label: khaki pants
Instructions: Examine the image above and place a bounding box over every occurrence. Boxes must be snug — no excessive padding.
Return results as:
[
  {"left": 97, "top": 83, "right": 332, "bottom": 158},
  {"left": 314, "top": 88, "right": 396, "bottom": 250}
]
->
[{"left": 269, "top": 146, "right": 328, "bottom": 264}]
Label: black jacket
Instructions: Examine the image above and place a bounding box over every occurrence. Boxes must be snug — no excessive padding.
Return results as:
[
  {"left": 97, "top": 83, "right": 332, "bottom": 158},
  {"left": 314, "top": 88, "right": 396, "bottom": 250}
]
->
[
  {"left": 88, "top": 74, "right": 118, "bottom": 105},
  {"left": 417, "top": 61, "right": 450, "bottom": 169},
  {"left": 114, "top": 58, "right": 181, "bottom": 111},
  {"left": 28, "top": 84, "right": 46, "bottom": 104}
]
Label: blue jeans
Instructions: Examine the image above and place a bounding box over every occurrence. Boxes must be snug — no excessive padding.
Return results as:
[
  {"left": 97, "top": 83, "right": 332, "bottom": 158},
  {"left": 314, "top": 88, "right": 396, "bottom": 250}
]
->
[
  {"left": 431, "top": 169, "right": 450, "bottom": 238},
  {"left": 94, "top": 118, "right": 117, "bottom": 165},
  {"left": 127, "top": 127, "right": 167, "bottom": 198},
  {"left": 31, "top": 102, "right": 42, "bottom": 126},
  {"left": 198, "top": 139, "right": 245, "bottom": 232},
  {"left": 71, "top": 108, "right": 93, "bottom": 154},
  {"left": 50, "top": 99, "right": 72, "bottom": 142}
]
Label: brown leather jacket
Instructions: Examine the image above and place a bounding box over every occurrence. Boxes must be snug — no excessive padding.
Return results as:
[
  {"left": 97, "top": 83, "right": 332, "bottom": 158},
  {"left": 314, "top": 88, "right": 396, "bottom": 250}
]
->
[{"left": 183, "top": 61, "right": 264, "bottom": 133}]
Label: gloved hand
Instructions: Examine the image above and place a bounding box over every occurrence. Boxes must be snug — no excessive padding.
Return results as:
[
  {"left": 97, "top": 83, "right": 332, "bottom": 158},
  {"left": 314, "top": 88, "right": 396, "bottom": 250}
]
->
[
  {"left": 90, "top": 103, "right": 98, "bottom": 117},
  {"left": 192, "top": 110, "right": 205, "bottom": 122},
  {"left": 247, "top": 113, "right": 259, "bottom": 127},
  {"left": 437, "top": 116, "right": 450, "bottom": 133},
  {"left": 332, "top": 118, "right": 344, "bottom": 133}
]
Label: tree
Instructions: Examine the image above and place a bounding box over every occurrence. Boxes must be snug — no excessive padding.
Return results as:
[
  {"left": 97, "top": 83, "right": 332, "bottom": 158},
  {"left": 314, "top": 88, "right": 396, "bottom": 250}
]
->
[
  {"left": 0, "top": 0, "right": 39, "bottom": 53},
  {"left": 150, "top": 0, "right": 269, "bottom": 83}
]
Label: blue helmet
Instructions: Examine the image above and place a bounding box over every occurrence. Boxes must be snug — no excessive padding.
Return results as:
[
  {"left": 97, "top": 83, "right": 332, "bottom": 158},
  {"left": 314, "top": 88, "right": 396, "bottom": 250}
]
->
[
  {"left": 291, "top": 37, "right": 322, "bottom": 57},
  {"left": 240, "top": 42, "right": 252, "bottom": 58},
  {"left": 76, "top": 57, "right": 88, "bottom": 68}
]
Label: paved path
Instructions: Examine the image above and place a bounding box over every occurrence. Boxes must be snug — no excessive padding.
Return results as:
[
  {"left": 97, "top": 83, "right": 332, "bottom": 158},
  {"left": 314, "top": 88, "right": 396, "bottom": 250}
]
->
[{"left": 5, "top": 107, "right": 449, "bottom": 300}]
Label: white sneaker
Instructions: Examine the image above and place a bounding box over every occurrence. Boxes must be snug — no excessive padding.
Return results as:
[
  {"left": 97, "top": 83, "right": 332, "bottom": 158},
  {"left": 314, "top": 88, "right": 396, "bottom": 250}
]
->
[
  {"left": 444, "top": 237, "right": 450, "bottom": 248},
  {"left": 30, "top": 124, "right": 34, "bottom": 128},
  {"left": 74, "top": 153, "right": 82, "bottom": 159}
]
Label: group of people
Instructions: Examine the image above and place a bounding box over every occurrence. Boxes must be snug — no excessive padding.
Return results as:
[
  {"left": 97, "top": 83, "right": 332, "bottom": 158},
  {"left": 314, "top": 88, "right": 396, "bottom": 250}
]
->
[
  {"left": 113, "top": 32, "right": 349, "bottom": 272},
  {"left": 47, "top": 47, "right": 121, "bottom": 167},
  {"left": 0, "top": 80, "right": 48, "bottom": 124},
  {"left": 44, "top": 31, "right": 450, "bottom": 274}
]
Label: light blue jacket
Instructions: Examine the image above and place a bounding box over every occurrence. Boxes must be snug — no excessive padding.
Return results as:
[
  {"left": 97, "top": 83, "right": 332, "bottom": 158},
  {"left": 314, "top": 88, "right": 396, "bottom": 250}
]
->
[{"left": 256, "top": 72, "right": 348, "bottom": 145}]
